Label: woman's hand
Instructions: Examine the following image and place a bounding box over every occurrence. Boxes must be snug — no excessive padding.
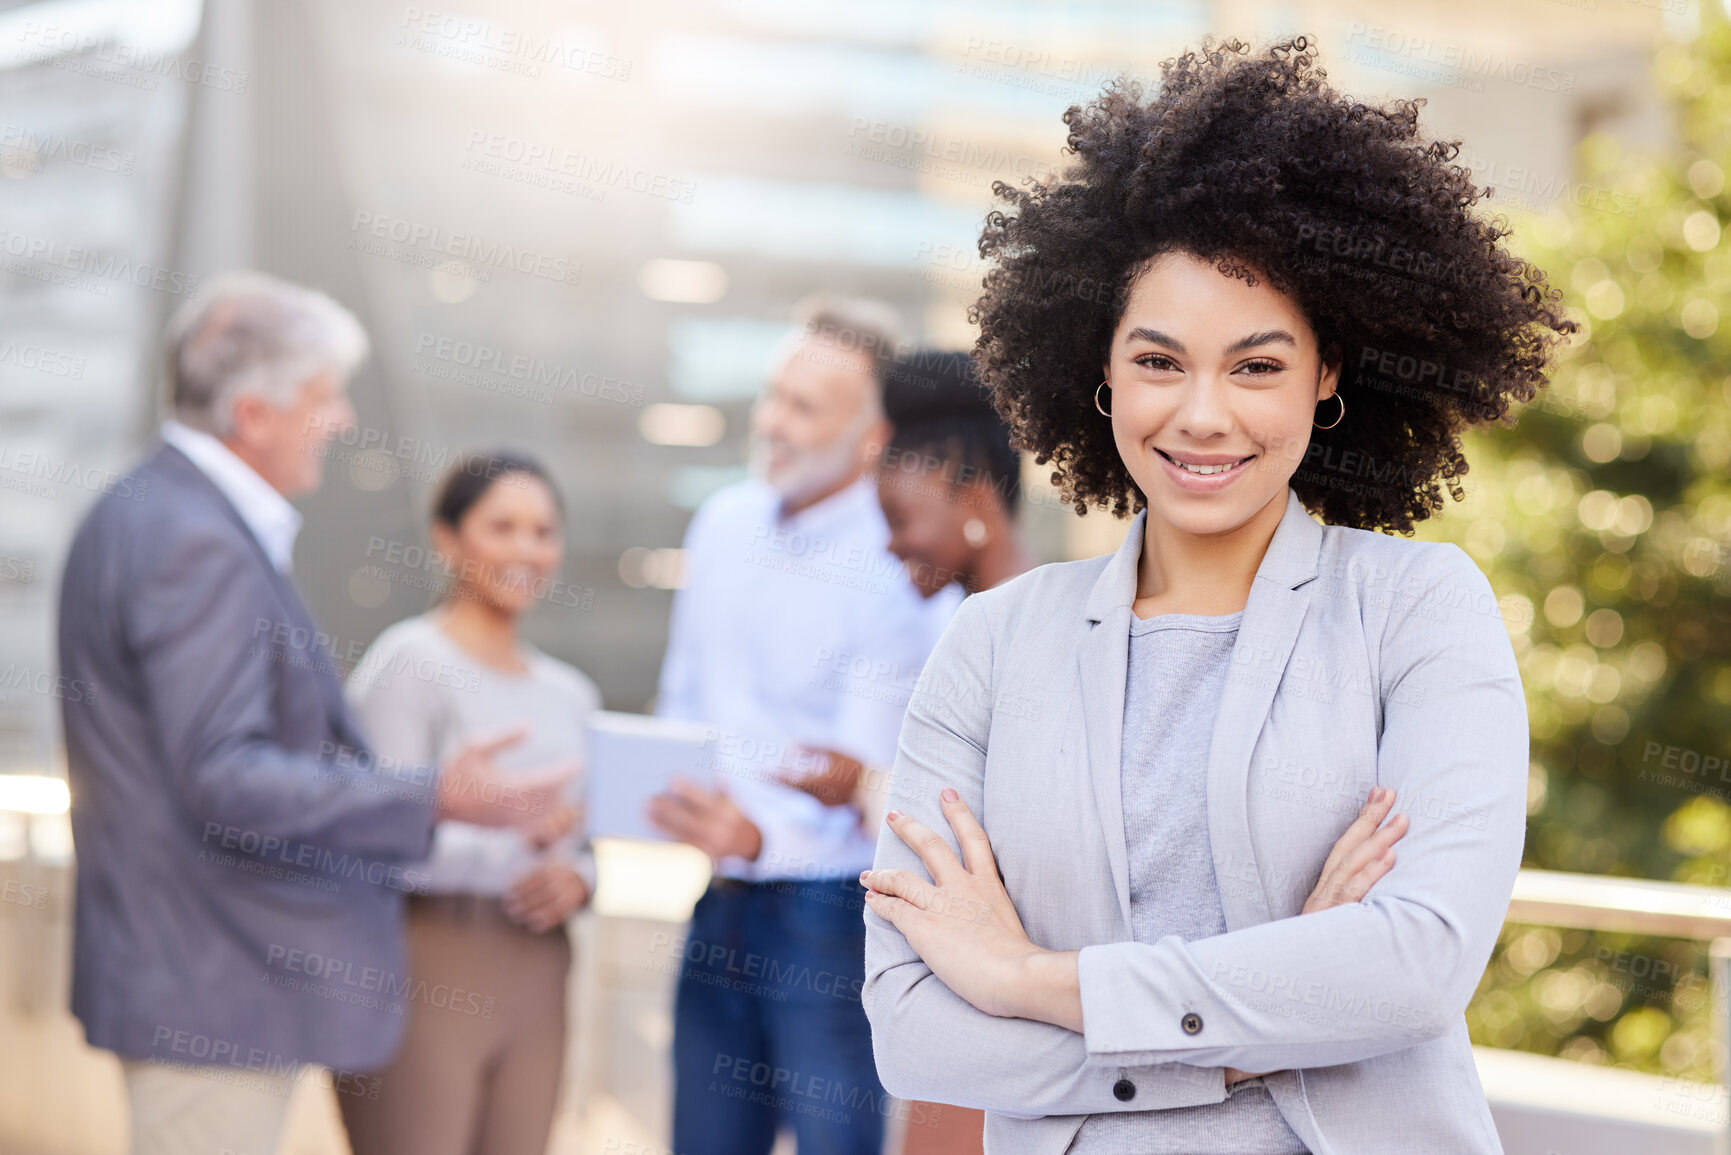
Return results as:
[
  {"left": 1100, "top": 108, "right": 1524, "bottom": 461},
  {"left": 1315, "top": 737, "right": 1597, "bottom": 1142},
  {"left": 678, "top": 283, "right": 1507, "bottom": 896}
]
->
[
  {"left": 866, "top": 784, "right": 1409, "bottom": 1054},
  {"left": 860, "top": 788, "right": 1051, "bottom": 1021},
  {"left": 1226, "top": 786, "right": 1408, "bottom": 1086},
  {"left": 1301, "top": 785, "right": 1407, "bottom": 914},
  {"left": 503, "top": 858, "right": 591, "bottom": 932}
]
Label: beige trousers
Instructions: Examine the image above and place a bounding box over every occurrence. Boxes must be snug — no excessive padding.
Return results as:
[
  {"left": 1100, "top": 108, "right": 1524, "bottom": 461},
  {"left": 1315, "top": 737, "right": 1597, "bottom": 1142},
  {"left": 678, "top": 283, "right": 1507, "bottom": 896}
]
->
[
  {"left": 339, "top": 894, "right": 572, "bottom": 1155},
  {"left": 122, "top": 1056, "right": 299, "bottom": 1155}
]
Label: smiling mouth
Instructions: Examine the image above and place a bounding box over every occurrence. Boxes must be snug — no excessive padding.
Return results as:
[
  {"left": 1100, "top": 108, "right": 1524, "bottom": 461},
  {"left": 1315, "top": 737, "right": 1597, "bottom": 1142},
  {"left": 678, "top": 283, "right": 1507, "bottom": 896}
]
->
[{"left": 1156, "top": 449, "right": 1257, "bottom": 476}]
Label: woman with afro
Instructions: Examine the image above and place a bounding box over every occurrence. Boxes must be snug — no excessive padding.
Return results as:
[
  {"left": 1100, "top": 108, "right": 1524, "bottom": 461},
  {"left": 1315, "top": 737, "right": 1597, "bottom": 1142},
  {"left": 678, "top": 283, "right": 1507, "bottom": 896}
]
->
[{"left": 858, "top": 36, "right": 1573, "bottom": 1155}]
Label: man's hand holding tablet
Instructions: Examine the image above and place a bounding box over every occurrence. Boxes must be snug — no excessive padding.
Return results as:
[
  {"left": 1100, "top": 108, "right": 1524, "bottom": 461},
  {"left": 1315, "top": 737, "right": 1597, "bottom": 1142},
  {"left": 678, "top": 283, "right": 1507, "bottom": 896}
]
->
[
  {"left": 646, "top": 778, "right": 762, "bottom": 861},
  {"left": 585, "top": 712, "right": 734, "bottom": 848}
]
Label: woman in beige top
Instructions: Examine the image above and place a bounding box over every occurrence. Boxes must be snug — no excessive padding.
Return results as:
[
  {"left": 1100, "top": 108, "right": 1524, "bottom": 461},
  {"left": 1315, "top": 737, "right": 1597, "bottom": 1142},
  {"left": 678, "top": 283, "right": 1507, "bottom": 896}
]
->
[{"left": 339, "top": 451, "right": 598, "bottom": 1155}]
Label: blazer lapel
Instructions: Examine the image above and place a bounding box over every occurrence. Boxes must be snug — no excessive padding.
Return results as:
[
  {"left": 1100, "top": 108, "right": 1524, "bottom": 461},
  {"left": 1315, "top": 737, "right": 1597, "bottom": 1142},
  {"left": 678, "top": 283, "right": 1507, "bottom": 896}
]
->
[
  {"left": 1078, "top": 488, "right": 1324, "bottom": 936},
  {"left": 1077, "top": 509, "right": 1150, "bottom": 935},
  {"left": 1208, "top": 490, "right": 1323, "bottom": 927},
  {"left": 156, "top": 442, "right": 360, "bottom": 745}
]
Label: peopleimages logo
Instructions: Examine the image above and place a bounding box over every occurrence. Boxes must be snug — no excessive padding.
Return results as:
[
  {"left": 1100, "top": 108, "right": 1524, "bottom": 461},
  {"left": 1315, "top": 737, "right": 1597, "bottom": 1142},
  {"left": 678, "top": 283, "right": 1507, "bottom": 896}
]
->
[
  {"left": 1343, "top": 23, "right": 1575, "bottom": 94},
  {"left": 363, "top": 534, "right": 596, "bottom": 612},
  {"left": 13, "top": 22, "right": 251, "bottom": 92},
  {"left": 263, "top": 943, "right": 496, "bottom": 1019},
  {"left": 412, "top": 331, "right": 644, "bottom": 405},
  {"left": 0, "top": 339, "right": 85, "bottom": 379},
  {"left": 0, "top": 124, "right": 135, "bottom": 175},
  {"left": 462, "top": 131, "right": 693, "bottom": 203},
  {"left": 0, "top": 229, "right": 200, "bottom": 297},
  {"left": 347, "top": 210, "right": 581, "bottom": 287},
  {"left": 199, "top": 822, "right": 433, "bottom": 894},
  {"left": 396, "top": 8, "right": 633, "bottom": 80}
]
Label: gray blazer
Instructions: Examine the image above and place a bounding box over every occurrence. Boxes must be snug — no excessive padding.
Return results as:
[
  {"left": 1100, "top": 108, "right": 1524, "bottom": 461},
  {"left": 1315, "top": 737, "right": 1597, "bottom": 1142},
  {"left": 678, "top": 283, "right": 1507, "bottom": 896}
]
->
[
  {"left": 58, "top": 442, "right": 436, "bottom": 1071},
  {"left": 863, "top": 486, "right": 1527, "bottom": 1155}
]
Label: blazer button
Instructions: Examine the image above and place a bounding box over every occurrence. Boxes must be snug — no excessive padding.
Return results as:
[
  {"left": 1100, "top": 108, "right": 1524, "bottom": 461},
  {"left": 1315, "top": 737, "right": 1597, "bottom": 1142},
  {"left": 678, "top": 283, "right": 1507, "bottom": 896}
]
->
[
  {"left": 1181, "top": 1012, "right": 1203, "bottom": 1035},
  {"left": 1112, "top": 1077, "right": 1136, "bottom": 1102}
]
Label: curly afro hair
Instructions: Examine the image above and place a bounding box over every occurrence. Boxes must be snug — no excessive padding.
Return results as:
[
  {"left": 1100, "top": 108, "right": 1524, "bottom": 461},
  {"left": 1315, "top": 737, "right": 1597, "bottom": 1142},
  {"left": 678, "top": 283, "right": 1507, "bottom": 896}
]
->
[{"left": 969, "top": 35, "right": 1578, "bottom": 533}]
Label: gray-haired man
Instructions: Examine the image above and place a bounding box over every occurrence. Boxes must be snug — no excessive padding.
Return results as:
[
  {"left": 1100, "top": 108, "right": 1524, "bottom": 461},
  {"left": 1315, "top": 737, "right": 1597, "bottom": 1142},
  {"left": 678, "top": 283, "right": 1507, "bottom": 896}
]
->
[{"left": 57, "top": 271, "right": 570, "bottom": 1155}]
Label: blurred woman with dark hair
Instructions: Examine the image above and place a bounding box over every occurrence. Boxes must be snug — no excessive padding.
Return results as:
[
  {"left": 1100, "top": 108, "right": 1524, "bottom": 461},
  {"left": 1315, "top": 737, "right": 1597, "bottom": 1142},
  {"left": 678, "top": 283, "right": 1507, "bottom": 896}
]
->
[
  {"left": 878, "top": 351, "right": 1030, "bottom": 1155},
  {"left": 875, "top": 350, "right": 1035, "bottom": 603},
  {"left": 339, "top": 451, "right": 598, "bottom": 1155}
]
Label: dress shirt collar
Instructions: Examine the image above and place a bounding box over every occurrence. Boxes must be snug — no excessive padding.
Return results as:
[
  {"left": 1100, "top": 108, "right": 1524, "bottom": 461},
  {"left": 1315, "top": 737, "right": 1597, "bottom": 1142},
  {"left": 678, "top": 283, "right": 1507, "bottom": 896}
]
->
[
  {"left": 159, "top": 419, "right": 304, "bottom": 572},
  {"left": 771, "top": 472, "right": 880, "bottom": 535}
]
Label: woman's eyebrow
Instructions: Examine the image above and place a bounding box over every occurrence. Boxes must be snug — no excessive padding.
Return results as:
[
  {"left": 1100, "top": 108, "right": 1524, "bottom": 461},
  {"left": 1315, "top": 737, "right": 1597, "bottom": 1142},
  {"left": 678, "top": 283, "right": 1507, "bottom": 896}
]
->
[
  {"left": 1226, "top": 329, "right": 1298, "bottom": 354},
  {"left": 1125, "top": 326, "right": 1185, "bottom": 351},
  {"left": 1123, "top": 327, "right": 1298, "bottom": 354}
]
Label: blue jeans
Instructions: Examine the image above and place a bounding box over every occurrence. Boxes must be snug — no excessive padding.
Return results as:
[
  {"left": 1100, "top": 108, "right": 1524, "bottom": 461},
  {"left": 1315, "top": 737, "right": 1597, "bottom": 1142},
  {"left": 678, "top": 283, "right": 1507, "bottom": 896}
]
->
[{"left": 672, "top": 877, "right": 885, "bottom": 1155}]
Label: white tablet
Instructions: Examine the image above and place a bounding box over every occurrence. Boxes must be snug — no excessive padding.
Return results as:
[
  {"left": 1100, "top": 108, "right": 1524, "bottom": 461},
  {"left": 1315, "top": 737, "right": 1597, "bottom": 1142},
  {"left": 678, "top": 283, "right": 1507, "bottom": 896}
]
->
[{"left": 584, "top": 711, "right": 718, "bottom": 842}]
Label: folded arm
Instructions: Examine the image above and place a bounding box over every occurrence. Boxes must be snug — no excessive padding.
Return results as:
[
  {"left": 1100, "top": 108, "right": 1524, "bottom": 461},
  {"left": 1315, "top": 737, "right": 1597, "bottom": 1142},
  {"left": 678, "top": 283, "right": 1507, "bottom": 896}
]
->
[
  {"left": 867, "top": 546, "right": 1526, "bottom": 1102},
  {"left": 862, "top": 594, "right": 1230, "bottom": 1117},
  {"left": 1074, "top": 545, "right": 1528, "bottom": 1071}
]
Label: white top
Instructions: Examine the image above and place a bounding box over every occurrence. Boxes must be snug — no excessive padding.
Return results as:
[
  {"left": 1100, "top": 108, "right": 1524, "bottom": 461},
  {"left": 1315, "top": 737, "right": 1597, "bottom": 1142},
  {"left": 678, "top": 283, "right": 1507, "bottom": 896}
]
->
[
  {"left": 159, "top": 419, "right": 304, "bottom": 573},
  {"left": 346, "top": 613, "right": 600, "bottom": 896},
  {"left": 656, "top": 474, "right": 962, "bottom": 882}
]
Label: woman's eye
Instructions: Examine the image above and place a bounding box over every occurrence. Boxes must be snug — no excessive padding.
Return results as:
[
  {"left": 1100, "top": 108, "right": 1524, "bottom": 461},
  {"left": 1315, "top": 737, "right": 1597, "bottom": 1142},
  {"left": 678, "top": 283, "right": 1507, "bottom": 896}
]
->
[
  {"left": 1133, "top": 354, "right": 1179, "bottom": 371},
  {"left": 1240, "top": 359, "right": 1284, "bottom": 375}
]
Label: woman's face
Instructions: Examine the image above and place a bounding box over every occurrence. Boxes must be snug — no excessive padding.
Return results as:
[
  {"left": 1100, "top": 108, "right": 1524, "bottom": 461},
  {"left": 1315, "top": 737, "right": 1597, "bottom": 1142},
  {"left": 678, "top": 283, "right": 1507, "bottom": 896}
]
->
[
  {"left": 432, "top": 472, "right": 564, "bottom": 615},
  {"left": 876, "top": 464, "right": 975, "bottom": 598},
  {"left": 1104, "top": 250, "right": 1338, "bottom": 537}
]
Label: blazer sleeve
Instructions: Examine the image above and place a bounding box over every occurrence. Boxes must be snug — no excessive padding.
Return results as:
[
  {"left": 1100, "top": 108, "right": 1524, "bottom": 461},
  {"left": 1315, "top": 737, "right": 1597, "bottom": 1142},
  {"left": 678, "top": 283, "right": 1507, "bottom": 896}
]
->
[
  {"left": 1073, "top": 542, "right": 1529, "bottom": 1071},
  {"left": 129, "top": 526, "right": 436, "bottom": 861},
  {"left": 862, "top": 592, "right": 1231, "bottom": 1118}
]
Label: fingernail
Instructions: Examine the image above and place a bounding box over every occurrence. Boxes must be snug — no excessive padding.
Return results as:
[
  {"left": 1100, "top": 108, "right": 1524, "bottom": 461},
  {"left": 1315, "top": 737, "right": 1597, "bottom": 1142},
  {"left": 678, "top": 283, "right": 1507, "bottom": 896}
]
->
[
  {"left": 858, "top": 870, "right": 870, "bottom": 882},
  {"left": 886, "top": 810, "right": 902, "bottom": 822},
  {"left": 941, "top": 788, "right": 958, "bottom": 802}
]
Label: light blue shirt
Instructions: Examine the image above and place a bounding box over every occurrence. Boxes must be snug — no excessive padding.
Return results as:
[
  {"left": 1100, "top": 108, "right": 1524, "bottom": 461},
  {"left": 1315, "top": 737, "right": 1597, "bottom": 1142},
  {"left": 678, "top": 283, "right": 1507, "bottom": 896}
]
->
[{"left": 656, "top": 474, "right": 962, "bottom": 882}]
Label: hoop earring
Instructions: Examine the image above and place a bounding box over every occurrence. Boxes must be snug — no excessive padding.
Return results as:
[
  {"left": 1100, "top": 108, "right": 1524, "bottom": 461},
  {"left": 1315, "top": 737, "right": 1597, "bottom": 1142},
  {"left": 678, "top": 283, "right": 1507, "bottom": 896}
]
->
[
  {"left": 1314, "top": 392, "right": 1345, "bottom": 430},
  {"left": 1094, "top": 380, "right": 1111, "bottom": 417}
]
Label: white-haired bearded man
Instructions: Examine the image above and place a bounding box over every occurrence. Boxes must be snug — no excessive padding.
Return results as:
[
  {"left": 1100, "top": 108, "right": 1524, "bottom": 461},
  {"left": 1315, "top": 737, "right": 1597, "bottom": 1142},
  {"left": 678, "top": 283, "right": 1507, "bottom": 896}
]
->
[{"left": 650, "top": 294, "right": 963, "bottom": 1155}]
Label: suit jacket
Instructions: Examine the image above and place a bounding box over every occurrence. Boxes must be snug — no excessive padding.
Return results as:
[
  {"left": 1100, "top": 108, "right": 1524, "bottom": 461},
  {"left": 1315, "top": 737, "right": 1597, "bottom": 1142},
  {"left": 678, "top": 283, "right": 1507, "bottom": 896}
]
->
[
  {"left": 862, "top": 486, "right": 1527, "bottom": 1155},
  {"left": 58, "top": 442, "right": 436, "bottom": 1072}
]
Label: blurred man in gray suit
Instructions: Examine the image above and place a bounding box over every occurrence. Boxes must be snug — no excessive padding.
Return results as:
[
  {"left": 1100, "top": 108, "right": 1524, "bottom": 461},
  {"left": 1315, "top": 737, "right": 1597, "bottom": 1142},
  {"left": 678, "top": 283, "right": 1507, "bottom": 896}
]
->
[{"left": 57, "top": 272, "right": 570, "bottom": 1155}]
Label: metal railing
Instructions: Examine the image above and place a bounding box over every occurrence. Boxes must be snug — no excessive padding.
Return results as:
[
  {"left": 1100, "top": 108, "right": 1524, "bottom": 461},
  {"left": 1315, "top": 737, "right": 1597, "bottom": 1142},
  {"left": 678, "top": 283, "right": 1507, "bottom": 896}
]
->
[
  {"left": 1505, "top": 868, "right": 1731, "bottom": 1154},
  {"left": 5, "top": 850, "right": 1731, "bottom": 1151}
]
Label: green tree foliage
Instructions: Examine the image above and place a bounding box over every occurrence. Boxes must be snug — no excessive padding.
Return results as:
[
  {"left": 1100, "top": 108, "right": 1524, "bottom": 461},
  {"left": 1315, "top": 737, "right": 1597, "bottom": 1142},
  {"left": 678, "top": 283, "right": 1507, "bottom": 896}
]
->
[{"left": 1420, "top": 10, "right": 1731, "bottom": 1079}]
